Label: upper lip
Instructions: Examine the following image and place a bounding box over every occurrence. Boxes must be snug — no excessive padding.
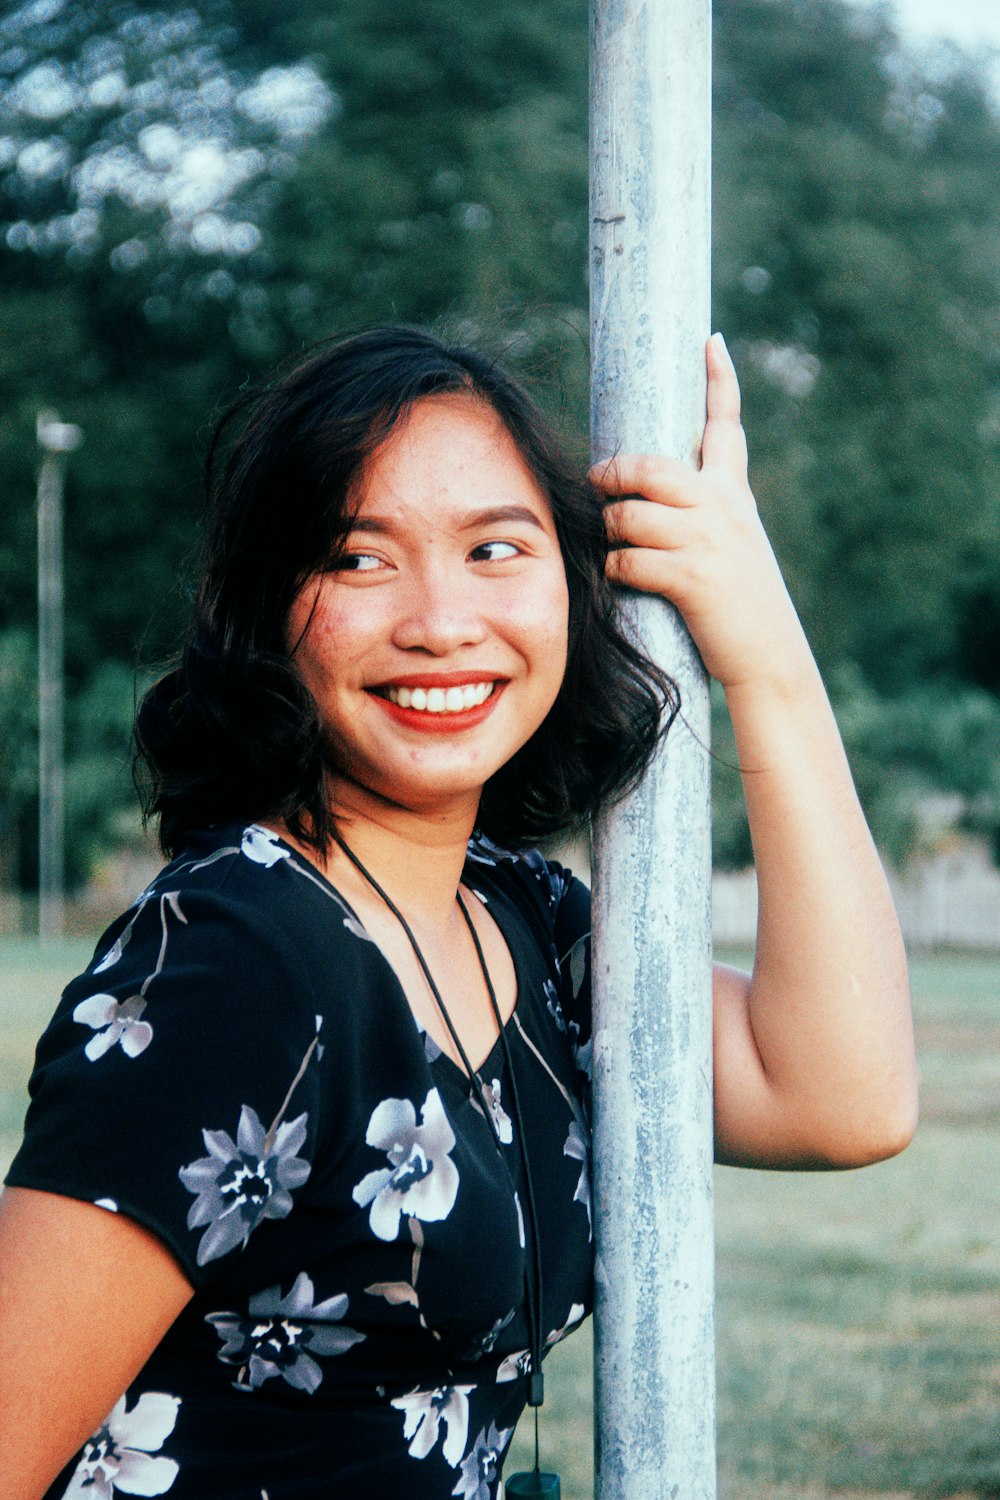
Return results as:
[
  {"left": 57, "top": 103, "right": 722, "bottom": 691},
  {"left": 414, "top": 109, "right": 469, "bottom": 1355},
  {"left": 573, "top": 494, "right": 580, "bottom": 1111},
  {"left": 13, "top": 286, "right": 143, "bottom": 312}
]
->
[{"left": 367, "top": 671, "right": 507, "bottom": 691}]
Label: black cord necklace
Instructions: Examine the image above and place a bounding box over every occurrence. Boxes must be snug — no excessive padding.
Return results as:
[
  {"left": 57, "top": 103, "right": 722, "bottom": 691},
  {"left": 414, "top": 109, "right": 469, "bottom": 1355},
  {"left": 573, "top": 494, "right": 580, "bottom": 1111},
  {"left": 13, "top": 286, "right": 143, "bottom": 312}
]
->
[{"left": 336, "top": 836, "right": 560, "bottom": 1499}]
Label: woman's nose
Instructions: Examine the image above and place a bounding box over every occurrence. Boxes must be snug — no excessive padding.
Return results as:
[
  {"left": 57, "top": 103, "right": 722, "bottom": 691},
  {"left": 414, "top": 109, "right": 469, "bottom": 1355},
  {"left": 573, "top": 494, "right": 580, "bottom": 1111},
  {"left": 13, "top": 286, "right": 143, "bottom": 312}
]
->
[{"left": 391, "top": 563, "right": 489, "bottom": 655}]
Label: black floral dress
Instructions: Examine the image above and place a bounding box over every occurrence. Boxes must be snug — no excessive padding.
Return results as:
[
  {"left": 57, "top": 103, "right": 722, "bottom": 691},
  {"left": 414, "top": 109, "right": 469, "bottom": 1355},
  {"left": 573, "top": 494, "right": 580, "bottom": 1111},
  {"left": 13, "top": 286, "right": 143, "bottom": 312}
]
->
[{"left": 7, "top": 824, "right": 594, "bottom": 1500}]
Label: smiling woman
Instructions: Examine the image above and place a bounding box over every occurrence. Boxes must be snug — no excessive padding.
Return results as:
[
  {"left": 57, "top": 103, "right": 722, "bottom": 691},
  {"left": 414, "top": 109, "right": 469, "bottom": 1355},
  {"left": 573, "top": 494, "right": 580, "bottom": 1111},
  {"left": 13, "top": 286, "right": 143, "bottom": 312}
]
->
[
  {"left": 284, "top": 394, "right": 571, "bottom": 817},
  {"left": 0, "top": 325, "right": 916, "bottom": 1500}
]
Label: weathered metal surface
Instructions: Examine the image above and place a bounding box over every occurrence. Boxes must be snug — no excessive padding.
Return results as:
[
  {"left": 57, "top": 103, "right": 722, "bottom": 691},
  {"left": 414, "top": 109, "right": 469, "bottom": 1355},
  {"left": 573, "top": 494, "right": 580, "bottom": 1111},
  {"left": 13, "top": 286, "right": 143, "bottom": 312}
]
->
[
  {"left": 589, "top": 1, "right": 716, "bottom": 1496},
  {"left": 37, "top": 453, "right": 65, "bottom": 941}
]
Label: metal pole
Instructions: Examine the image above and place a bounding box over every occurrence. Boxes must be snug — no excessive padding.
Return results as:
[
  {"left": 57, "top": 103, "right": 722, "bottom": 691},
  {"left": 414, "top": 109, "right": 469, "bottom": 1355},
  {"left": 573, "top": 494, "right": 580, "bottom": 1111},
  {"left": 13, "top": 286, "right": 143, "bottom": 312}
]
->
[
  {"left": 589, "top": 1, "right": 715, "bottom": 1497},
  {"left": 36, "top": 411, "right": 82, "bottom": 942}
]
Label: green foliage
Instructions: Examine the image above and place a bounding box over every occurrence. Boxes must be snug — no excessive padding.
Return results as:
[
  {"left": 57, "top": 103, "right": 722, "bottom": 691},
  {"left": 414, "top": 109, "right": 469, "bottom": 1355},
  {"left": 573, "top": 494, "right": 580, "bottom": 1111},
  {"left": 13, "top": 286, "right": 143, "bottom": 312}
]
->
[
  {"left": 830, "top": 665, "right": 1000, "bottom": 865},
  {"left": 713, "top": 0, "right": 1000, "bottom": 693},
  {"left": 1, "top": 0, "right": 999, "bottom": 886},
  {"left": 64, "top": 660, "right": 147, "bottom": 884}
]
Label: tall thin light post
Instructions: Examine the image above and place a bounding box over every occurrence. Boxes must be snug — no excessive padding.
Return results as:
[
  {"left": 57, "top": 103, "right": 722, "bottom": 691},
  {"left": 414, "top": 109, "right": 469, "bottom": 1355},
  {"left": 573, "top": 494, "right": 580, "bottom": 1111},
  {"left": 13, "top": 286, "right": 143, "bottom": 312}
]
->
[
  {"left": 589, "top": 2, "right": 715, "bottom": 1498},
  {"left": 36, "top": 410, "right": 82, "bottom": 941}
]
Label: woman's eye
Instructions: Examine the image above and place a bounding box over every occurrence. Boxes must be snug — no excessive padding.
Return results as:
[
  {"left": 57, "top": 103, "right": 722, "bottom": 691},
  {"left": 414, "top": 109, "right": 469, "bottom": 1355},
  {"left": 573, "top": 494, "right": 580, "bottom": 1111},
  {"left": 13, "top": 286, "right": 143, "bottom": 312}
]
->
[
  {"left": 334, "top": 552, "right": 384, "bottom": 573},
  {"left": 470, "top": 540, "right": 521, "bottom": 563}
]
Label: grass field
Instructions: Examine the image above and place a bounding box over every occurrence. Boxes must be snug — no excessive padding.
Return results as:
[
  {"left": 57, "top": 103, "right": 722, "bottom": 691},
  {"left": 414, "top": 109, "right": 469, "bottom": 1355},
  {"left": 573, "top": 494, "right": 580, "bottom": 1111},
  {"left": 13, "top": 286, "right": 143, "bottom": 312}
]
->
[{"left": 2, "top": 941, "right": 998, "bottom": 1498}]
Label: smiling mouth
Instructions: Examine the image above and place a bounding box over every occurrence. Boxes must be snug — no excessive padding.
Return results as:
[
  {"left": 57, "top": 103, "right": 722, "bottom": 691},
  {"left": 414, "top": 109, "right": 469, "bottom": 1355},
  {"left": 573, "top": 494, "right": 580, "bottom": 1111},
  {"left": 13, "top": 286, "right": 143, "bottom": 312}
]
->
[{"left": 376, "top": 681, "right": 497, "bottom": 715}]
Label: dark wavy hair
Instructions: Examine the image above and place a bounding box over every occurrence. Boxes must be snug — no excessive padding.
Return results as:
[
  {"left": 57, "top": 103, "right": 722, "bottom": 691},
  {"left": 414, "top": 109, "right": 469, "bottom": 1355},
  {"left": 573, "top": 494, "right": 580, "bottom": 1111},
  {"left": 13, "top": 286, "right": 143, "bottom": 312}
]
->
[{"left": 134, "top": 325, "right": 678, "bottom": 856}]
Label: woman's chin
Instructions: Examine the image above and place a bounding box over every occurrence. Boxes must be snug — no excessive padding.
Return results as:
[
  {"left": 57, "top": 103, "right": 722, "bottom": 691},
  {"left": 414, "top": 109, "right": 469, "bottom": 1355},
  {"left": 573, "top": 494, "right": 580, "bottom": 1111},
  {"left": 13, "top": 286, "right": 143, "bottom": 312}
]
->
[{"left": 327, "top": 767, "right": 485, "bottom": 826}]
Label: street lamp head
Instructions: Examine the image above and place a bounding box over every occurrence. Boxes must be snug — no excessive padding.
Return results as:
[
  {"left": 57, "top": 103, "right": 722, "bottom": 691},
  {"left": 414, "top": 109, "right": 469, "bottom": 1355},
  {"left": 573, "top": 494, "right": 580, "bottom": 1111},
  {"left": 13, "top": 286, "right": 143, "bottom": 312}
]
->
[{"left": 37, "top": 410, "right": 84, "bottom": 454}]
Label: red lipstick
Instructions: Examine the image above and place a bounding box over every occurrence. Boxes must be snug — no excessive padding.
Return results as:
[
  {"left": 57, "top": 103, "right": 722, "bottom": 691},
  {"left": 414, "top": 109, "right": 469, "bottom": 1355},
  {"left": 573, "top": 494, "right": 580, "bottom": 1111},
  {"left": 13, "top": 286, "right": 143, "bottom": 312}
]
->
[
  {"left": 370, "top": 671, "right": 504, "bottom": 690},
  {"left": 369, "top": 680, "right": 506, "bottom": 734}
]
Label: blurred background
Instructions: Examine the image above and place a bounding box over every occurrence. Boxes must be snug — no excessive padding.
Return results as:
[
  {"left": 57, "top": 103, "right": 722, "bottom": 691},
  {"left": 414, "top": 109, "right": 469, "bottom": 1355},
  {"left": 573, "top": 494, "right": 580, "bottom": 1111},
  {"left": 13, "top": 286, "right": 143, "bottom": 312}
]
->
[{"left": 1, "top": 0, "right": 998, "bottom": 1494}]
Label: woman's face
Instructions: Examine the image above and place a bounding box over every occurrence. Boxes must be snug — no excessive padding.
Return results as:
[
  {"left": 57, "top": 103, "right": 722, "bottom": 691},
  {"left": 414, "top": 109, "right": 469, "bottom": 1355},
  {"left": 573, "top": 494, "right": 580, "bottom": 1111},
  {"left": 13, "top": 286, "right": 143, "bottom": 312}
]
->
[{"left": 287, "top": 393, "right": 570, "bottom": 819}]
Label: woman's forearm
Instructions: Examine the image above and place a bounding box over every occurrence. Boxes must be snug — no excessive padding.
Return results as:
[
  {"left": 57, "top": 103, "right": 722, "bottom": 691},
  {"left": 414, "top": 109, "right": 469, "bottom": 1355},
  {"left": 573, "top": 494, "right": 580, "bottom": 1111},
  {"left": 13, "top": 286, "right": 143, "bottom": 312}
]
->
[{"left": 722, "top": 630, "right": 917, "bottom": 1166}]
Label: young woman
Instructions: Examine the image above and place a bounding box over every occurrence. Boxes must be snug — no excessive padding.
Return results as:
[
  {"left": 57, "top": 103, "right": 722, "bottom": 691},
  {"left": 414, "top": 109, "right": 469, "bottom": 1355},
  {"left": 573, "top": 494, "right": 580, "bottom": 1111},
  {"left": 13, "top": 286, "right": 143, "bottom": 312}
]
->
[{"left": 0, "top": 326, "right": 917, "bottom": 1499}]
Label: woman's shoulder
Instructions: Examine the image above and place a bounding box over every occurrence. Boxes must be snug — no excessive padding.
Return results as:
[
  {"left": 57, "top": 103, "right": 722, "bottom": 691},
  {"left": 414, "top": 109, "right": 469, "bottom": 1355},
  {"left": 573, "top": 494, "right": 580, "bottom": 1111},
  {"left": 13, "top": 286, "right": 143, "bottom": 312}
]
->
[
  {"left": 46, "top": 823, "right": 382, "bottom": 1076},
  {"left": 92, "top": 823, "right": 369, "bottom": 963},
  {"left": 465, "top": 833, "right": 590, "bottom": 940}
]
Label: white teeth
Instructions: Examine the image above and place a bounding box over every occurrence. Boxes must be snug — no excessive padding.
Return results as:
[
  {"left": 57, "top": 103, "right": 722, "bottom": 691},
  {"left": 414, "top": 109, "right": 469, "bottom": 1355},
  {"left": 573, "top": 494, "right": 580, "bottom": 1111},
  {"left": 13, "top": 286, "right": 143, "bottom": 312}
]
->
[{"left": 384, "top": 682, "right": 495, "bottom": 713}]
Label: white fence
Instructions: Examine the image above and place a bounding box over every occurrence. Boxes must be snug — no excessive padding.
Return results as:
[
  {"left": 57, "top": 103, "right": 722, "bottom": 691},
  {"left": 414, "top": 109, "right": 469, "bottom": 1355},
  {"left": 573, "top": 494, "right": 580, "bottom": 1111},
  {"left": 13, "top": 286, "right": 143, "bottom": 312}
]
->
[
  {"left": 713, "top": 841, "right": 1000, "bottom": 951},
  {"left": 3, "top": 840, "right": 1000, "bottom": 950}
]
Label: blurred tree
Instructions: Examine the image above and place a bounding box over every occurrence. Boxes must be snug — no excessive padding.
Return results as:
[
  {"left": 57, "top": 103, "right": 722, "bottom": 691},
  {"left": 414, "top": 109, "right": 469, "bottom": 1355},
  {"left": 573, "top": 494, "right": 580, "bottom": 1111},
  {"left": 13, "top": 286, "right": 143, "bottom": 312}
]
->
[
  {"left": 0, "top": 630, "right": 38, "bottom": 889},
  {"left": 0, "top": 0, "right": 337, "bottom": 663},
  {"left": 713, "top": 0, "right": 1000, "bottom": 690}
]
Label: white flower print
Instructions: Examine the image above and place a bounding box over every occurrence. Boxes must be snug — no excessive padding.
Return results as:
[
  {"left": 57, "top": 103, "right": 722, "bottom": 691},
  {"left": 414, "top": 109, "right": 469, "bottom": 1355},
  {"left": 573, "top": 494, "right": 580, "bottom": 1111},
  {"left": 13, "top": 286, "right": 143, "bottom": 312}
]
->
[
  {"left": 353, "top": 1088, "right": 459, "bottom": 1241},
  {"left": 569, "top": 1021, "right": 592, "bottom": 1080},
  {"left": 76, "top": 892, "right": 187, "bottom": 1063},
  {"left": 465, "top": 838, "right": 498, "bottom": 867},
  {"left": 463, "top": 1309, "right": 515, "bottom": 1362},
  {"left": 452, "top": 1421, "right": 512, "bottom": 1500},
  {"left": 207, "top": 1272, "right": 364, "bottom": 1394},
  {"left": 365, "top": 1279, "right": 420, "bottom": 1308},
  {"left": 73, "top": 994, "right": 153, "bottom": 1062},
  {"left": 92, "top": 897, "right": 150, "bottom": 974},
  {"left": 391, "top": 1384, "right": 473, "bottom": 1467},
  {"left": 413, "top": 1016, "right": 443, "bottom": 1063},
  {"left": 563, "top": 1114, "right": 592, "bottom": 1239},
  {"left": 532, "top": 855, "right": 570, "bottom": 910},
  {"left": 545, "top": 980, "right": 566, "bottom": 1032},
  {"left": 566, "top": 935, "right": 588, "bottom": 1001},
  {"left": 513, "top": 1190, "right": 525, "bottom": 1250},
  {"left": 496, "top": 1347, "right": 531, "bottom": 1384},
  {"left": 479, "top": 1079, "right": 513, "bottom": 1146},
  {"left": 564, "top": 936, "right": 593, "bottom": 1077},
  {"left": 93, "top": 934, "right": 129, "bottom": 976},
  {"left": 61, "top": 1392, "right": 180, "bottom": 1499},
  {"left": 179, "top": 1106, "right": 311, "bottom": 1265},
  {"left": 342, "top": 912, "right": 372, "bottom": 943},
  {"left": 546, "top": 1302, "right": 586, "bottom": 1346},
  {"left": 547, "top": 951, "right": 592, "bottom": 1079},
  {"left": 240, "top": 825, "right": 290, "bottom": 867},
  {"left": 497, "top": 1303, "right": 587, "bottom": 1384}
]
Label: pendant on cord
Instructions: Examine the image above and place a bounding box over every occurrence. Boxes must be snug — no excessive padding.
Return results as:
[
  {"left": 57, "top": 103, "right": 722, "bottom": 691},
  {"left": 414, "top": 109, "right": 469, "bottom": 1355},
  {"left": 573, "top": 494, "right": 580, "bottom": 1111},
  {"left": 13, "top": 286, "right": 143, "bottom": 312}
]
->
[
  {"left": 505, "top": 1471, "right": 561, "bottom": 1497},
  {"left": 505, "top": 1397, "right": 561, "bottom": 1498}
]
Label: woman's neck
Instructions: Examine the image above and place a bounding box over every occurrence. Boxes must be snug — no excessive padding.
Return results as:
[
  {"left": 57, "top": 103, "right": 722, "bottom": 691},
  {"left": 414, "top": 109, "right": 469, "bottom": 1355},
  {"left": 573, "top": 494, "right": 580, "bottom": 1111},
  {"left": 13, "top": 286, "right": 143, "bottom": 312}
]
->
[{"left": 278, "top": 776, "right": 480, "bottom": 929}]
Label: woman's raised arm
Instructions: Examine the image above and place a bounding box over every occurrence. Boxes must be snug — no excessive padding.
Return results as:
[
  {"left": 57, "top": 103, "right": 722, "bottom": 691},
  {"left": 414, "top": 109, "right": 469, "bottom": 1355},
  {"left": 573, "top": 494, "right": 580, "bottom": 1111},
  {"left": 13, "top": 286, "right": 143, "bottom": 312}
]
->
[
  {"left": 591, "top": 334, "right": 918, "bottom": 1169},
  {"left": 0, "top": 1186, "right": 193, "bottom": 1500}
]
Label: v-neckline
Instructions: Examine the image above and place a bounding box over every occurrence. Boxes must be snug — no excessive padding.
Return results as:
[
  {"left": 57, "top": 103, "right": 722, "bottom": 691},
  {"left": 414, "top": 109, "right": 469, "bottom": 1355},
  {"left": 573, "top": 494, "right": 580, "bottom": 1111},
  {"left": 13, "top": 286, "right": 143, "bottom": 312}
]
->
[
  {"left": 412, "top": 873, "right": 526, "bottom": 1086},
  {"left": 266, "top": 829, "right": 524, "bottom": 1080}
]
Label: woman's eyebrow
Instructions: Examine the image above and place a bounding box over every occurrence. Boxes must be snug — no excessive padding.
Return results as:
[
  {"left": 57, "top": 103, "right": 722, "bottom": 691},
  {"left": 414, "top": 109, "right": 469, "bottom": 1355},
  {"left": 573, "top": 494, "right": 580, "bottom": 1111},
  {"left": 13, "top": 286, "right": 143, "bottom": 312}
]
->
[
  {"left": 348, "top": 503, "right": 549, "bottom": 534},
  {"left": 461, "top": 504, "right": 549, "bottom": 531}
]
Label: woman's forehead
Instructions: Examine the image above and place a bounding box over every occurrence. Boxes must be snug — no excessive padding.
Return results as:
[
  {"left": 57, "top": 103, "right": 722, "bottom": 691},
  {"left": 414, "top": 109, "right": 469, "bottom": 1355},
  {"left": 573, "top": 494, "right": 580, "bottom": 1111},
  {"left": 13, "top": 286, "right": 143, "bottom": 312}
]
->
[{"left": 350, "top": 393, "right": 553, "bottom": 525}]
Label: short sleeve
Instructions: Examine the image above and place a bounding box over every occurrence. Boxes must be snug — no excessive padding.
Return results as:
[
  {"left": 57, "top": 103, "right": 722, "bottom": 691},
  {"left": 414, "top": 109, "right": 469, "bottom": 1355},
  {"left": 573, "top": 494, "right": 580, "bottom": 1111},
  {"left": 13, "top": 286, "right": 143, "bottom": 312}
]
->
[
  {"left": 497, "top": 844, "right": 592, "bottom": 1084},
  {"left": 550, "top": 865, "right": 591, "bottom": 1046},
  {"left": 5, "top": 879, "right": 326, "bottom": 1290}
]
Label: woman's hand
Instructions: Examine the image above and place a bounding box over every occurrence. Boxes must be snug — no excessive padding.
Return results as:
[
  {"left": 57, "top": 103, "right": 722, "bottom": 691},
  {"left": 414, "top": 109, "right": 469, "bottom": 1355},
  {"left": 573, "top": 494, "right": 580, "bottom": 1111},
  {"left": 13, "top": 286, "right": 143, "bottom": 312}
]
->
[{"left": 592, "top": 333, "right": 809, "bottom": 693}]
